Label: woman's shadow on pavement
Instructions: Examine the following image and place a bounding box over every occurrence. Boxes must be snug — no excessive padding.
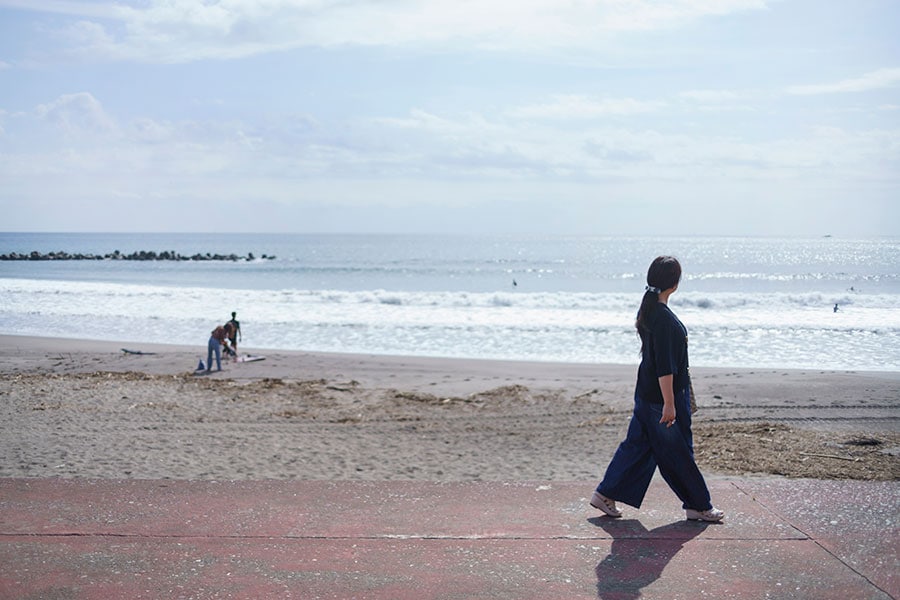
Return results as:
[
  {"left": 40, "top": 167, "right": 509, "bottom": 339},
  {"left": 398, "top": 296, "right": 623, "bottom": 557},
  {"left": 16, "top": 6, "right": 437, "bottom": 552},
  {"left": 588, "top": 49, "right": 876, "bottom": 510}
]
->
[{"left": 589, "top": 516, "right": 712, "bottom": 599}]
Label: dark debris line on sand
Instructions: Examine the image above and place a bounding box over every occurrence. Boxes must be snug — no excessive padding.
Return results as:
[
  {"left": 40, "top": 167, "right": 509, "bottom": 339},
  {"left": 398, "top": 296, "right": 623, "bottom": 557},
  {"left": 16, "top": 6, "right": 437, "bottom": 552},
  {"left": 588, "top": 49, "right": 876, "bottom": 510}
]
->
[{"left": 694, "top": 422, "right": 900, "bottom": 481}]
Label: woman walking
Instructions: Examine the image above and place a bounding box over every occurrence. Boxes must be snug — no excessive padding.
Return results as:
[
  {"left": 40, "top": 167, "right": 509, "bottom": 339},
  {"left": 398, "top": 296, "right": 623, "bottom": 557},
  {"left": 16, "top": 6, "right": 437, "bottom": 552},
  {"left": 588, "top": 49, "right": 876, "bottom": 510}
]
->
[{"left": 591, "top": 256, "right": 724, "bottom": 522}]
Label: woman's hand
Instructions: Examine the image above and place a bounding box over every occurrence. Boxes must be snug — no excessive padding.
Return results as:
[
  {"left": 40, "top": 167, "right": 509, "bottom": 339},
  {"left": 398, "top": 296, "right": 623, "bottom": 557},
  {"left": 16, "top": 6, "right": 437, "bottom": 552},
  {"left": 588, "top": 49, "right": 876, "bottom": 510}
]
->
[
  {"left": 660, "top": 402, "right": 677, "bottom": 427},
  {"left": 658, "top": 374, "right": 677, "bottom": 428}
]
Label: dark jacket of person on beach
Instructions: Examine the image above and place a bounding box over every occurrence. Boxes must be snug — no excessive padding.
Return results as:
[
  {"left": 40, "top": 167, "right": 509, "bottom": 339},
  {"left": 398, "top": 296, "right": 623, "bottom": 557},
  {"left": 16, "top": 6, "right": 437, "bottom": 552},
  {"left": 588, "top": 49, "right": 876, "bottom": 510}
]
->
[
  {"left": 227, "top": 312, "right": 241, "bottom": 354},
  {"left": 590, "top": 256, "right": 724, "bottom": 523}
]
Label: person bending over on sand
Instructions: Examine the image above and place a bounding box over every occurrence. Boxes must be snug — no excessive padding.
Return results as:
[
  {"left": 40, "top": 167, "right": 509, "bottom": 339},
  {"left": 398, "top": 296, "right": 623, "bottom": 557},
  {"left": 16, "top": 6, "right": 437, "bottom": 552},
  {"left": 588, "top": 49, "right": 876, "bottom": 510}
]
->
[
  {"left": 207, "top": 325, "right": 227, "bottom": 372},
  {"left": 590, "top": 256, "right": 724, "bottom": 523}
]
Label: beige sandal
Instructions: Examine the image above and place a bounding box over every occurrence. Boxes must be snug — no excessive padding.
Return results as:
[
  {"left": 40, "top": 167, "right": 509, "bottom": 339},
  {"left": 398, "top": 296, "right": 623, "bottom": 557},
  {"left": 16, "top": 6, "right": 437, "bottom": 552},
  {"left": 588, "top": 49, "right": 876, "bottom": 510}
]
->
[{"left": 591, "top": 492, "right": 622, "bottom": 518}]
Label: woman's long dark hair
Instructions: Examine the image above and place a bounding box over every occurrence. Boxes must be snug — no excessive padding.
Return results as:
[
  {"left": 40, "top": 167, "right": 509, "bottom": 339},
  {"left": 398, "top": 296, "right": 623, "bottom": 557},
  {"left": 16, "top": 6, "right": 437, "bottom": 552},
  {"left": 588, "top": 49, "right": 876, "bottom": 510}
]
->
[{"left": 636, "top": 256, "right": 682, "bottom": 352}]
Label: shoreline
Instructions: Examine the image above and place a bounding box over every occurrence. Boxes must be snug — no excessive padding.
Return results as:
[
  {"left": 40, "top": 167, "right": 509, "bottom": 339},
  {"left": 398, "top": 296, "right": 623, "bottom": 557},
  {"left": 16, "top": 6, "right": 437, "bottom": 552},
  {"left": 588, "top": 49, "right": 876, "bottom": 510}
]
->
[
  {"left": 1, "top": 334, "right": 897, "bottom": 482},
  {"left": 0, "top": 333, "right": 639, "bottom": 398},
  {"left": 5, "top": 332, "right": 899, "bottom": 377},
  {"left": 4, "top": 333, "right": 899, "bottom": 407}
]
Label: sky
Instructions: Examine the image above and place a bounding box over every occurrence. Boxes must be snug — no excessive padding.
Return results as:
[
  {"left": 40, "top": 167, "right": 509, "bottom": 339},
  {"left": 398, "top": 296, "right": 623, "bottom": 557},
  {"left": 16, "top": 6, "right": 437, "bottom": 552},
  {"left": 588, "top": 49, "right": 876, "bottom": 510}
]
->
[{"left": 0, "top": 0, "right": 898, "bottom": 236}]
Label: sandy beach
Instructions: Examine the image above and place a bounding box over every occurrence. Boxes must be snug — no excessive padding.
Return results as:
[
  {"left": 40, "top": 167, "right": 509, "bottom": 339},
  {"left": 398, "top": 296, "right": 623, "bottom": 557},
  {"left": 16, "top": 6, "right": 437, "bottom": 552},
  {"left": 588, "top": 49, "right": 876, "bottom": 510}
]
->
[{"left": 1, "top": 334, "right": 897, "bottom": 482}]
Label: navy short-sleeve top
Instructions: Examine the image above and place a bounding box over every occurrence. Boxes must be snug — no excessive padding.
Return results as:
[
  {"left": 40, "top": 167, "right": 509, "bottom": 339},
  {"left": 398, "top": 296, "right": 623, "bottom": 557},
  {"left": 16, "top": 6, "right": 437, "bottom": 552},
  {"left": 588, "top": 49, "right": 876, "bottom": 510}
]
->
[{"left": 636, "top": 303, "right": 691, "bottom": 403}]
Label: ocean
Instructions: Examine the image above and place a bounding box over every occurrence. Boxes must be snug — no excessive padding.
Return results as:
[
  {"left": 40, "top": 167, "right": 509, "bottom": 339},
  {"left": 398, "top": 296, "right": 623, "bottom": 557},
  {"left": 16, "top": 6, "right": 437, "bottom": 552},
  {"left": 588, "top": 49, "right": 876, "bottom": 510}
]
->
[{"left": 1, "top": 233, "right": 898, "bottom": 372}]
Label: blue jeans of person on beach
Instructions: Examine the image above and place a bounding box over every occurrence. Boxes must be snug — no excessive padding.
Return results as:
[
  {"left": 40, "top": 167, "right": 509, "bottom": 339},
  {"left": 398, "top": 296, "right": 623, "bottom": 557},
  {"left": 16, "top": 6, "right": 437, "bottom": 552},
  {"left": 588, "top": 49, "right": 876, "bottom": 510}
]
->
[
  {"left": 596, "top": 387, "right": 712, "bottom": 511},
  {"left": 207, "top": 336, "right": 221, "bottom": 371}
]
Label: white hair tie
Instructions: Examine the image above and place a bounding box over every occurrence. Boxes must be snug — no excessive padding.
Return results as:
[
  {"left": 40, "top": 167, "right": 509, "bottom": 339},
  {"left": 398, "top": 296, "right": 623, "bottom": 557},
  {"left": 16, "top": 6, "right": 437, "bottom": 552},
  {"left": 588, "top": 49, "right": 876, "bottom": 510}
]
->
[{"left": 645, "top": 285, "right": 661, "bottom": 294}]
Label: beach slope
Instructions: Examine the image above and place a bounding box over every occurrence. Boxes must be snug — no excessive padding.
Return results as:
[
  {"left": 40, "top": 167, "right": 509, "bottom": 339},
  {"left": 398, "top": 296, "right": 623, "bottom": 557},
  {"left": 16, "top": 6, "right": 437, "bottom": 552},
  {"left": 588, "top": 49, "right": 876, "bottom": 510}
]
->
[{"left": 1, "top": 335, "right": 897, "bottom": 481}]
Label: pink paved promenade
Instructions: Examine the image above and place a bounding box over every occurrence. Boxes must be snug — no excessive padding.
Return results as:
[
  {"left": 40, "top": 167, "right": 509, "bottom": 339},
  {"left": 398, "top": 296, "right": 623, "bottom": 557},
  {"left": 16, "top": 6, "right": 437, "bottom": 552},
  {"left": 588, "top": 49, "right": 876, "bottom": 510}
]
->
[{"left": 1, "top": 477, "right": 897, "bottom": 599}]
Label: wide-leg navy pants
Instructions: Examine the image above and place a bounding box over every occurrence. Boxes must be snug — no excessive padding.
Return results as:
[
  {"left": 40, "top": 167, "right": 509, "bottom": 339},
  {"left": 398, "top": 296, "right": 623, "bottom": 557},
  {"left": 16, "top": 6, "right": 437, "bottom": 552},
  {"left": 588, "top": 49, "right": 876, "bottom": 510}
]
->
[{"left": 595, "top": 387, "right": 712, "bottom": 511}]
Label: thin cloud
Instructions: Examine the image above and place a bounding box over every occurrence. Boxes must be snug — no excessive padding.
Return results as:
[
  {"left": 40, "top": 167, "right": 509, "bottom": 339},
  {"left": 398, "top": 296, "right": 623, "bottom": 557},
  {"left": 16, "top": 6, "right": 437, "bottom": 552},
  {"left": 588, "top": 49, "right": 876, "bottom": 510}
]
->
[
  {"left": 0, "top": 0, "right": 123, "bottom": 19},
  {"left": 12, "top": 93, "right": 898, "bottom": 186},
  {"left": 362, "top": 107, "right": 900, "bottom": 182},
  {"left": 678, "top": 89, "right": 742, "bottom": 102},
  {"left": 3, "top": 0, "right": 773, "bottom": 63},
  {"left": 677, "top": 89, "right": 760, "bottom": 113},
  {"left": 508, "top": 95, "right": 666, "bottom": 119},
  {"left": 34, "top": 92, "right": 115, "bottom": 134},
  {"left": 787, "top": 68, "right": 900, "bottom": 95}
]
